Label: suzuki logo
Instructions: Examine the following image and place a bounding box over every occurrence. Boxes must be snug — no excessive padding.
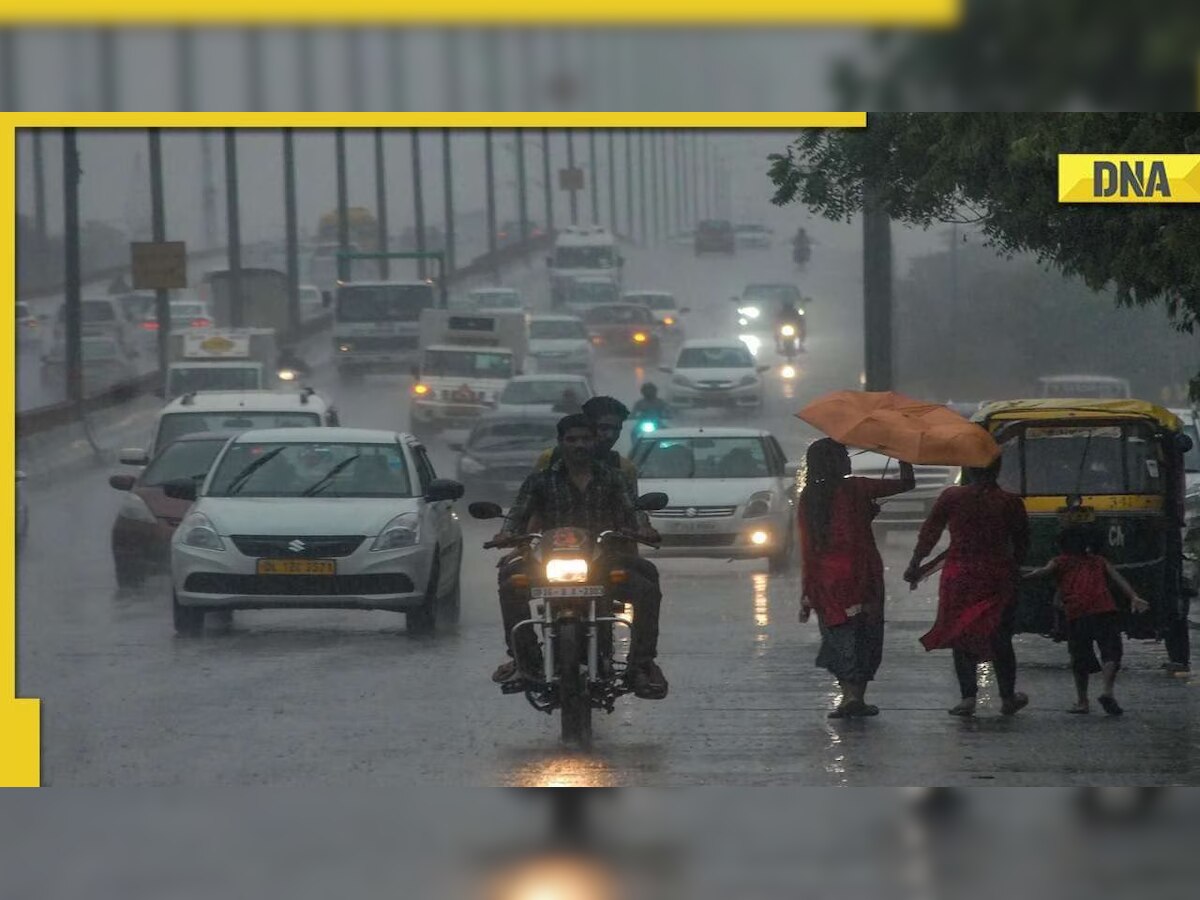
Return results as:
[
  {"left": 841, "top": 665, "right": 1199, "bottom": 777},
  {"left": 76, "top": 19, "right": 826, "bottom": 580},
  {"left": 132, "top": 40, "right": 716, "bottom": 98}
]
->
[
  {"left": 287, "top": 539, "right": 306, "bottom": 553},
  {"left": 685, "top": 507, "right": 697, "bottom": 518}
]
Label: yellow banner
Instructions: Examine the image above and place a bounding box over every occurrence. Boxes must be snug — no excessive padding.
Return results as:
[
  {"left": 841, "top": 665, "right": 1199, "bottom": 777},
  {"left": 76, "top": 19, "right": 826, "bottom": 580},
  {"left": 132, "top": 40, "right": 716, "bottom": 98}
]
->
[{"left": 1058, "top": 154, "right": 1200, "bottom": 203}]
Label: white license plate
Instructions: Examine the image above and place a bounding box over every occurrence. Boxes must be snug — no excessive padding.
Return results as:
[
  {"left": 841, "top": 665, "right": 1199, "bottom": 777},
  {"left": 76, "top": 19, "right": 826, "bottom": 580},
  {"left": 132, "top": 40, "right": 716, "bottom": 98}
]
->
[
  {"left": 531, "top": 585, "right": 606, "bottom": 599},
  {"left": 671, "top": 521, "right": 719, "bottom": 532}
]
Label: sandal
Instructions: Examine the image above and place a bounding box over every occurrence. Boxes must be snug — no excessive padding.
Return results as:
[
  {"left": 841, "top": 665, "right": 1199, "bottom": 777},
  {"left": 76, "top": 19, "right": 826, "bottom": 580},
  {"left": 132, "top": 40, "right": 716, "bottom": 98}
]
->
[
  {"left": 1000, "top": 692, "right": 1029, "bottom": 716},
  {"left": 1098, "top": 695, "right": 1123, "bottom": 717},
  {"left": 843, "top": 700, "right": 879, "bottom": 718},
  {"left": 948, "top": 700, "right": 976, "bottom": 717},
  {"left": 1066, "top": 703, "right": 1090, "bottom": 715}
]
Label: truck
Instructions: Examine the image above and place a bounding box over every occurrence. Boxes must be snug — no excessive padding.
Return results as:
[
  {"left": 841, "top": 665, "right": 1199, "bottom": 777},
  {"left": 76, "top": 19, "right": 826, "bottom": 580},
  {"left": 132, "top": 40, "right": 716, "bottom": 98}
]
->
[
  {"left": 317, "top": 207, "right": 379, "bottom": 251},
  {"left": 163, "top": 328, "right": 280, "bottom": 399},
  {"left": 206, "top": 268, "right": 290, "bottom": 332},
  {"left": 334, "top": 280, "right": 438, "bottom": 379},
  {"left": 547, "top": 225, "right": 623, "bottom": 307},
  {"left": 409, "top": 309, "right": 528, "bottom": 439}
]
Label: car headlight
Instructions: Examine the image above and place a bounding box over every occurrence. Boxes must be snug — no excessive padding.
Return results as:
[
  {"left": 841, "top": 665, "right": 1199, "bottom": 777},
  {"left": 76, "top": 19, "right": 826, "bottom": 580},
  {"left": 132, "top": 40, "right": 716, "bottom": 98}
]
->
[
  {"left": 459, "top": 454, "right": 487, "bottom": 476},
  {"left": 180, "top": 512, "right": 224, "bottom": 551},
  {"left": 739, "top": 374, "right": 758, "bottom": 387},
  {"left": 672, "top": 375, "right": 691, "bottom": 387},
  {"left": 546, "top": 558, "right": 589, "bottom": 583},
  {"left": 118, "top": 492, "right": 157, "bottom": 524},
  {"left": 779, "top": 324, "right": 796, "bottom": 337},
  {"left": 338, "top": 343, "right": 352, "bottom": 352},
  {"left": 277, "top": 368, "right": 297, "bottom": 381},
  {"left": 743, "top": 491, "right": 773, "bottom": 518},
  {"left": 737, "top": 306, "right": 760, "bottom": 320},
  {"left": 371, "top": 512, "right": 420, "bottom": 551}
]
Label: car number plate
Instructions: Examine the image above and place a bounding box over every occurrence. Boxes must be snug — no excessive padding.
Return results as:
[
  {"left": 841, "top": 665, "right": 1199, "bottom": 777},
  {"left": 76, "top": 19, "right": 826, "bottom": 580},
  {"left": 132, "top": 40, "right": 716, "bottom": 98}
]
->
[
  {"left": 256, "top": 559, "right": 336, "bottom": 576},
  {"left": 531, "top": 585, "right": 606, "bottom": 599},
  {"left": 674, "top": 521, "right": 718, "bottom": 532}
]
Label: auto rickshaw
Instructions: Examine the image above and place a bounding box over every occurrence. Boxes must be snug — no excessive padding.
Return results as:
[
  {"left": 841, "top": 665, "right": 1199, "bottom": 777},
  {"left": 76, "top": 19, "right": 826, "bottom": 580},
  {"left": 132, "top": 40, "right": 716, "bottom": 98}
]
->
[{"left": 971, "top": 399, "right": 1193, "bottom": 640}]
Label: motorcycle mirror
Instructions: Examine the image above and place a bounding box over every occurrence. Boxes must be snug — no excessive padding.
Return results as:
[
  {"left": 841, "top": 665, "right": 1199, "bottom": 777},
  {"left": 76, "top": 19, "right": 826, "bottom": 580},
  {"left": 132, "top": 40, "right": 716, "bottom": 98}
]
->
[
  {"left": 108, "top": 474, "right": 136, "bottom": 492},
  {"left": 468, "top": 501, "right": 504, "bottom": 520},
  {"left": 678, "top": 306, "right": 691, "bottom": 314},
  {"left": 1176, "top": 432, "right": 1194, "bottom": 453},
  {"left": 635, "top": 491, "right": 669, "bottom": 512}
]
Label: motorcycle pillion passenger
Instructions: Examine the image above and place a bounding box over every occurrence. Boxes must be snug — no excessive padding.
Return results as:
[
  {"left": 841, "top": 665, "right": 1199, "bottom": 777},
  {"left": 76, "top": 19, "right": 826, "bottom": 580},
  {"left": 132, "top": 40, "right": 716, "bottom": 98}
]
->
[{"left": 492, "top": 413, "right": 669, "bottom": 699}]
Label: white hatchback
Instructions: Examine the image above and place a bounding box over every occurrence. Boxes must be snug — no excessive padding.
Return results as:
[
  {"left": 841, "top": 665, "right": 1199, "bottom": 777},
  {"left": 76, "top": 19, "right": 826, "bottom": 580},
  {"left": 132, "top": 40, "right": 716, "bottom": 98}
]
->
[
  {"left": 661, "top": 340, "right": 768, "bottom": 411},
  {"left": 168, "top": 427, "right": 465, "bottom": 635}
]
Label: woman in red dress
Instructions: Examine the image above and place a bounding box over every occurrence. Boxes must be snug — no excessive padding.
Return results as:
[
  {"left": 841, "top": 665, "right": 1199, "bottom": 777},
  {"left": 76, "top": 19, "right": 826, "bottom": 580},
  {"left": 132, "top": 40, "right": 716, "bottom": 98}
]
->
[
  {"left": 799, "top": 438, "right": 914, "bottom": 718},
  {"left": 905, "top": 458, "right": 1030, "bottom": 717}
]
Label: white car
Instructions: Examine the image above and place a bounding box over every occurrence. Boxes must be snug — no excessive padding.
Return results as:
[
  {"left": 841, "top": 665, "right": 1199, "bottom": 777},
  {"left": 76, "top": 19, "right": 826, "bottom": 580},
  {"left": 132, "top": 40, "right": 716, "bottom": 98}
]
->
[
  {"left": 849, "top": 450, "right": 958, "bottom": 538},
  {"left": 168, "top": 428, "right": 465, "bottom": 635},
  {"left": 527, "top": 314, "right": 594, "bottom": 377},
  {"left": 633, "top": 427, "right": 799, "bottom": 571},
  {"left": 495, "top": 374, "right": 594, "bottom": 415},
  {"left": 621, "top": 290, "right": 690, "bottom": 342},
  {"left": 661, "top": 340, "right": 767, "bottom": 411},
  {"left": 169, "top": 299, "right": 214, "bottom": 330}
]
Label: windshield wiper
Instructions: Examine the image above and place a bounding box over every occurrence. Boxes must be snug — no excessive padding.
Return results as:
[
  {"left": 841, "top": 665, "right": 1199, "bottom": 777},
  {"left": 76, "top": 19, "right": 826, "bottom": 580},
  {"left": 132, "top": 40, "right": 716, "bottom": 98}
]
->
[
  {"left": 224, "top": 446, "right": 285, "bottom": 496},
  {"left": 301, "top": 454, "right": 361, "bottom": 496}
]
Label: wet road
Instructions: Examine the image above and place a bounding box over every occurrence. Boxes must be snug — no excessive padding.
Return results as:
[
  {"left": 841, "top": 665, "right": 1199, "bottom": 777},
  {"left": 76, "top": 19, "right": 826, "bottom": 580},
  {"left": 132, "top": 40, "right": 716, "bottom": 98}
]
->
[{"left": 17, "top": 235, "right": 1200, "bottom": 785}]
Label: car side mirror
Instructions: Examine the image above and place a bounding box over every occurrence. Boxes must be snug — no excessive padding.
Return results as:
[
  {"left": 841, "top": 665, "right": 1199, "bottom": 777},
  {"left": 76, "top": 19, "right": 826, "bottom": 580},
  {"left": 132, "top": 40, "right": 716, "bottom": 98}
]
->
[
  {"left": 468, "top": 501, "right": 504, "bottom": 520},
  {"left": 119, "top": 448, "right": 150, "bottom": 467},
  {"left": 729, "top": 297, "right": 741, "bottom": 303},
  {"left": 636, "top": 491, "right": 669, "bottom": 512},
  {"left": 757, "top": 365, "right": 771, "bottom": 373},
  {"left": 658, "top": 366, "right": 673, "bottom": 374},
  {"left": 163, "top": 478, "right": 198, "bottom": 502},
  {"left": 678, "top": 307, "right": 691, "bottom": 314},
  {"left": 426, "top": 478, "right": 464, "bottom": 502},
  {"left": 108, "top": 474, "right": 136, "bottom": 492},
  {"left": 448, "top": 441, "right": 465, "bottom": 453},
  {"left": 784, "top": 461, "right": 801, "bottom": 478}
]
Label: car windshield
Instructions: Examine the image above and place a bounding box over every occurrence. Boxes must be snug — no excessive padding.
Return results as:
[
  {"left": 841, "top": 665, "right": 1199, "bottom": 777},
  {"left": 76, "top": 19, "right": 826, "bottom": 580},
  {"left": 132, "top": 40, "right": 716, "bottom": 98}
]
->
[
  {"left": 468, "top": 420, "right": 558, "bottom": 451},
  {"left": 998, "top": 423, "right": 1163, "bottom": 495},
  {"left": 586, "top": 306, "right": 650, "bottom": 325},
  {"left": 423, "top": 349, "right": 514, "bottom": 379},
  {"left": 554, "top": 246, "right": 614, "bottom": 268},
  {"left": 168, "top": 367, "right": 261, "bottom": 395},
  {"left": 743, "top": 284, "right": 801, "bottom": 305},
  {"left": 625, "top": 294, "right": 675, "bottom": 310},
  {"left": 171, "top": 303, "right": 206, "bottom": 319},
  {"left": 676, "top": 346, "right": 754, "bottom": 369},
  {"left": 337, "top": 284, "right": 434, "bottom": 322},
  {"left": 141, "top": 438, "right": 229, "bottom": 488},
  {"left": 635, "top": 437, "right": 769, "bottom": 479},
  {"left": 530, "top": 319, "right": 586, "bottom": 339},
  {"left": 156, "top": 411, "right": 321, "bottom": 449},
  {"left": 500, "top": 380, "right": 587, "bottom": 405},
  {"left": 118, "top": 294, "right": 155, "bottom": 317},
  {"left": 80, "top": 301, "right": 116, "bottom": 323},
  {"left": 82, "top": 337, "right": 120, "bottom": 360},
  {"left": 208, "top": 441, "right": 413, "bottom": 498}
]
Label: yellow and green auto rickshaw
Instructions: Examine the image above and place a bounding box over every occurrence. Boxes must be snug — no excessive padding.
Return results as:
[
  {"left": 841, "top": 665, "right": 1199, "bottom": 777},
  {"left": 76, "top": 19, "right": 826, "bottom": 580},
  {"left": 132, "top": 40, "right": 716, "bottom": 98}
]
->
[{"left": 972, "top": 399, "right": 1194, "bottom": 640}]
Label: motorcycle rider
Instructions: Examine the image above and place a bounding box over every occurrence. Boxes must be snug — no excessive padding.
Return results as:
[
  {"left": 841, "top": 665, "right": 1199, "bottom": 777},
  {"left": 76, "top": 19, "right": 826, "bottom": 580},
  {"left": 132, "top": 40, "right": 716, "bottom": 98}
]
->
[
  {"left": 792, "top": 226, "right": 812, "bottom": 266},
  {"left": 493, "top": 412, "right": 669, "bottom": 699},
  {"left": 631, "top": 382, "right": 671, "bottom": 424}
]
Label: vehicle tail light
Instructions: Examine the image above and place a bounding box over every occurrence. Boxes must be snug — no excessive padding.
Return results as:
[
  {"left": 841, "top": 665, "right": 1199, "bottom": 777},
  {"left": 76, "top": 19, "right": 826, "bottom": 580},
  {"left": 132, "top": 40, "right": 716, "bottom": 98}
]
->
[
  {"left": 662, "top": 316, "right": 675, "bottom": 326},
  {"left": 609, "top": 569, "right": 628, "bottom": 584},
  {"left": 191, "top": 318, "right": 211, "bottom": 328},
  {"left": 632, "top": 332, "right": 648, "bottom": 344},
  {"left": 412, "top": 383, "right": 430, "bottom": 396},
  {"left": 140, "top": 320, "right": 159, "bottom": 331}
]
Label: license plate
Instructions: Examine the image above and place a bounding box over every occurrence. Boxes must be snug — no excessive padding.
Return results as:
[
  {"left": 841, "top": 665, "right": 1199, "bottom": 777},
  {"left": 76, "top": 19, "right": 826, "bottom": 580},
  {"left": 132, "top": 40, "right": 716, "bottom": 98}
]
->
[
  {"left": 1058, "top": 507, "right": 1096, "bottom": 524},
  {"left": 256, "top": 559, "right": 335, "bottom": 576},
  {"left": 531, "top": 585, "right": 606, "bottom": 599},
  {"left": 673, "top": 521, "right": 719, "bottom": 532}
]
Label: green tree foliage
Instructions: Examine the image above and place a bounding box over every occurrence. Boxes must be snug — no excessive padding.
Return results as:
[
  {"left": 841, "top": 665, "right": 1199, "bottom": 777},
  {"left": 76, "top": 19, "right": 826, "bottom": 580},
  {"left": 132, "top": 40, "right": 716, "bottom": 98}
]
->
[{"left": 767, "top": 113, "right": 1200, "bottom": 398}]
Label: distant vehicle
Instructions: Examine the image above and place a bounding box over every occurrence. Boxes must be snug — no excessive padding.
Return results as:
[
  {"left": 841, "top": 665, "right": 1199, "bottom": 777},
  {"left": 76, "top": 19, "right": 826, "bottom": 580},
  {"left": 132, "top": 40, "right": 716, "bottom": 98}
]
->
[
  {"left": 52, "top": 297, "right": 139, "bottom": 358},
  {"left": 734, "top": 224, "right": 773, "bottom": 249},
  {"left": 43, "top": 333, "right": 137, "bottom": 391},
  {"left": 464, "top": 287, "right": 524, "bottom": 313},
  {"left": 548, "top": 226, "right": 623, "bottom": 306},
  {"left": 297, "top": 284, "right": 327, "bottom": 323},
  {"left": 582, "top": 303, "right": 660, "bottom": 357},
  {"left": 661, "top": 340, "right": 767, "bottom": 412},
  {"left": 495, "top": 374, "right": 594, "bottom": 415},
  {"left": 694, "top": 219, "right": 736, "bottom": 255},
  {"left": 206, "top": 269, "right": 290, "bottom": 333},
  {"left": 849, "top": 451, "right": 959, "bottom": 540},
  {"left": 497, "top": 220, "right": 544, "bottom": 247},
  {"left": 561, "top": 276, "right": 620, "bottom": 315},
  {"left": 16, "top": 301, "right": 41, "bottom": 343},
  {"left": 113, "top": 291, "right": 159, "bottom": 333},
  {"left": 108, "top": 431, "right": 236, "bottom": 587},
  {"left": 317, "top": 206, "right": 379, "bottom": 252},
  {"left": 527, "top": 314, "right": 594, "bottom": 378},
  {"left": 633, "top": 426, "right": 800, "bottom": 572},
  {"left": 1037, "top": 374, "right": 1133, "bottom": 400},
  {"left": 167, "top": 427, "right": 464, "bottom": 635},
  {"left": 452, "top": 412, "right": 562, "bottom": 503},
  {"left": 169, "top": 299, "right": 214, "bottom": 331},
  {"left": 334, "top": 280, "right": 437, "bottom": 378},
  {"left": 621, "top": 290, "right": 690, "bottom": 341},
  {"left": 164, "top": 328, "right": 280, "bottom": 399}
]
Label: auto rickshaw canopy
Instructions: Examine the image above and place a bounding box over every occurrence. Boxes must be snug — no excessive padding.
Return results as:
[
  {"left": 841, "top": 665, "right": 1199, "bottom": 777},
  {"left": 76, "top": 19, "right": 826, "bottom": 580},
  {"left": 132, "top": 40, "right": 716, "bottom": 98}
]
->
[{"left": 973, "top": 399, "right": 1183, "bottom": 432}]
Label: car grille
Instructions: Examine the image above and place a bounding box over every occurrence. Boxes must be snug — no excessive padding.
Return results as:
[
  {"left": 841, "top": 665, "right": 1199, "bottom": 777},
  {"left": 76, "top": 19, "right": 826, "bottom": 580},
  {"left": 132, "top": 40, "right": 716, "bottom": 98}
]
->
[
  {"left": 696, "top": 380, "right": 734, "bottom": 390},
  {"left": 184, "top": 573, "right": 414, "bottom": 595},
  {"left": 657, "top": 533, "right": 736, "bottom": 547},
  {"left": 652, "top": 506, "right": 737, "bottom": 518},
  {"left": 230, "top": 535, "right": 366, "bottom": 558},
  {"left": 346, "top": 335, "right": 418, "bottom": 351}
]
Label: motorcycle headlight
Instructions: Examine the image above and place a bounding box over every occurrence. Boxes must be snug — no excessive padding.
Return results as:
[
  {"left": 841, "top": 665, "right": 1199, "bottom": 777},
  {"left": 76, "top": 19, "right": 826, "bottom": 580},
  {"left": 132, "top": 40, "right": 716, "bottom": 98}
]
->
[
  {"left": 546, "top": 558, "right": 589, "bottom": 583},
  {"left": 180, "top": 512, "right": 224, "bottom": 551},
  {"left": 277, "top": 368, "right": 297, "bottom": 382},
  {"left": 638, "top": 420, "right": 657, "bottom": 434},
  {"left": 118, "top": 492, "right": 157, "bottom": 524},
  {"left": 739, "top": 374, "right": 758, "bottom": 387},
  {"left": 743, "top": 491, "right": 773, "bottom": 518},
  {"left": 737, "top": 306, "right": 760, "bottom": 320},
  {"left": 779, "top": 324, "right": 796, "bottom": 337},
  {"left": 371, "top": 512, "right": 420, "bottom": 551}
]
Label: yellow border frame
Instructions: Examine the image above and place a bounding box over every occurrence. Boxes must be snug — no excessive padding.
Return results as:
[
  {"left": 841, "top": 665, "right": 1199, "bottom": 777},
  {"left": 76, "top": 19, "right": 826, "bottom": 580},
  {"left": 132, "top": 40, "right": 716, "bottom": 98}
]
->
[
  {"left": 0, "top": 110, "right": 863, "bottom": 787},
  {"left": 0, "top": 2, "right": 960, "bottom": 26}
]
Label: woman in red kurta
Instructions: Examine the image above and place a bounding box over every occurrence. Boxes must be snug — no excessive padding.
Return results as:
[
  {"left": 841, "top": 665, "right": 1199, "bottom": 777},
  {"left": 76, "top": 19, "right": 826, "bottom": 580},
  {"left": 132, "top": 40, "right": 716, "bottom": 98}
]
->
[
  {"left": 905, "top": 458, "right": 1031, "bottom": 717},
  {"left": 799, "top": 438, "right": 914, "bottom": 718}
]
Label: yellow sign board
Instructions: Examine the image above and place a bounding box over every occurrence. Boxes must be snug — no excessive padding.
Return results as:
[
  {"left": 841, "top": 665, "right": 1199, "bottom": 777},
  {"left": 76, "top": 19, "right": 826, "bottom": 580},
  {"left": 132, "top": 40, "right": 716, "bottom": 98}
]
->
[
  {"left": 1058, "top": 154, "right": 1200, "bottom": 203},
  {"left": 130, "top": 240, "right": 187, "bottom": 289}
]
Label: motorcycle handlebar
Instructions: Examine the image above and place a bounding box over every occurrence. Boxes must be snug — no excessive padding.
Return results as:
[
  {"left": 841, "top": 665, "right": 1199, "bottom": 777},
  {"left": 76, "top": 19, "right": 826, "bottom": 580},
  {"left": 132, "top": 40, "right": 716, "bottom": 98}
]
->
[{"left": 482, "top": 533, "right": 540, "bottom": 550}]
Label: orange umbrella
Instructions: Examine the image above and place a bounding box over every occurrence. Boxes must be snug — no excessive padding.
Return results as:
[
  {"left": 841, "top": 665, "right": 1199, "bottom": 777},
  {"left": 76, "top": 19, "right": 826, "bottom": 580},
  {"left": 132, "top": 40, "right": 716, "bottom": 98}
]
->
[{"left": 795, "top": 390, "right": 1000, "bottom": 467}]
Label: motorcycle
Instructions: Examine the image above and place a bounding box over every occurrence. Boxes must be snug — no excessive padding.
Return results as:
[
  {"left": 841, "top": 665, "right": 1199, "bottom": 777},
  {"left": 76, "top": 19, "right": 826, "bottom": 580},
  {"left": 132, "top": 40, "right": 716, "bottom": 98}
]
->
[
  {"left": 775, "top": 318, "right": 804, "bottom": 356},
  {"left": 471, "top": 491, "right": 668, "bottom": 748}
]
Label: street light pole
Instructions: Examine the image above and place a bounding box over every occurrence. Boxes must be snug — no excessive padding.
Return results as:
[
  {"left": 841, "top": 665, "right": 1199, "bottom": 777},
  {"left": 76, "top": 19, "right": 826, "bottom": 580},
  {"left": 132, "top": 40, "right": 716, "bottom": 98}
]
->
[
  {"left": 442, "top": 130, "right": 455, "bottom": 276},
  {"left": 224, "top": 128, "right": 244, "bottom": 328},
  {"left": 649, "top": 130, "right": 659, "bottom": 242},
  {"left": 541, "top": 128, "right": 554, "bottom": 233},
  {"left": 485, "top": 128, "right": 498, "bottom": 280},
  {"left": 588, "top": 130, "right": 599, "bottom": 224},
  {"left": 411, "top": 129, "right": 427, "bottom": 279},
  {"left": 607, "top": 130, "right": 616, "bottom": 230},
  {"left": 63, "top": 128, "right": 82, "bottom": 405},
  {"left": 335, "top": 128, "right": 350, "bottom": 283},
  {"left": 637, "top": 130, "right": 647, "bottom": 245},
  {"left": 566, "top": 130, "right": 578, "bottom": 225},
  {"left": 516, "top": 131, "right": 529, "bottom": 243},
  {"left": 148, "top": 128, "right": 170, "bottom": 376},
  {"left": 283, "top": 129, "right": 300, "bottom": 336},
  {"left": 374, "top": 129, "right": 390, "bottom": 279},
  {"left": 624, "top": 130, "right": 633, "bottom": 240}
]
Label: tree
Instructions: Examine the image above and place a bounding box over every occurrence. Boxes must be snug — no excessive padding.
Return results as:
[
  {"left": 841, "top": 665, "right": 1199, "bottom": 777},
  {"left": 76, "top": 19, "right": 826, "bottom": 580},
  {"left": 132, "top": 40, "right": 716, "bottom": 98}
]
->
[{"left": 767, "top": 113, "right": 1200, "bottom": 399}]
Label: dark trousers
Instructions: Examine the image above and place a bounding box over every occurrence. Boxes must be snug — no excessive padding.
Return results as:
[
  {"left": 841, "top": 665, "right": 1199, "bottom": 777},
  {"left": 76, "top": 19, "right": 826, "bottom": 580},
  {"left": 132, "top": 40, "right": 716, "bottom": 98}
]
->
[
  {"left": 498, "top": 554, "right": 662, "bottom": 665},
  {"left": 1163, "top": 599, "right": 1191, "bottom": 667},
  {"left": 953, "top": 604, "right": 1018, "bottom": 700}
]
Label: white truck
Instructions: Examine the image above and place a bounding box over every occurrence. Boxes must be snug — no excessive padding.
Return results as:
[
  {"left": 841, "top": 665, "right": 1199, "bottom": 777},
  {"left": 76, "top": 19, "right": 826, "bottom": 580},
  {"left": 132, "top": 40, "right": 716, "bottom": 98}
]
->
[
  {"left": 547, "top": 225, "right": 623, "bottom": 308},
  {"left": 163, "top": 328, "right": 280, "bottom": 399},
  {"left": 334, "top": 280, "right": 438, "bottom": 379},
  {"left": 409, "top": 309, "right": 528, "bottom": 439}
]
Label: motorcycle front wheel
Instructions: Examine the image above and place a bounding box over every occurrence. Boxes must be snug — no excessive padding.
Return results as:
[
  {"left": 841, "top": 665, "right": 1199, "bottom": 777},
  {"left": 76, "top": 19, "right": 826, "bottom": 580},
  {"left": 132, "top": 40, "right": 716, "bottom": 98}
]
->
[{"left": 557, "top": 619, "right": 593, "bottom": 749}]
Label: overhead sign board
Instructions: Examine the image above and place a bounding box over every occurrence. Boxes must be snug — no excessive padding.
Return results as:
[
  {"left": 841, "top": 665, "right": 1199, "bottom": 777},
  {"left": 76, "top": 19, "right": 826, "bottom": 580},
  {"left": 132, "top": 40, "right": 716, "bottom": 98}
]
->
[{"left": 130, "top": 241, "right": 187, "bottom": 289}]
